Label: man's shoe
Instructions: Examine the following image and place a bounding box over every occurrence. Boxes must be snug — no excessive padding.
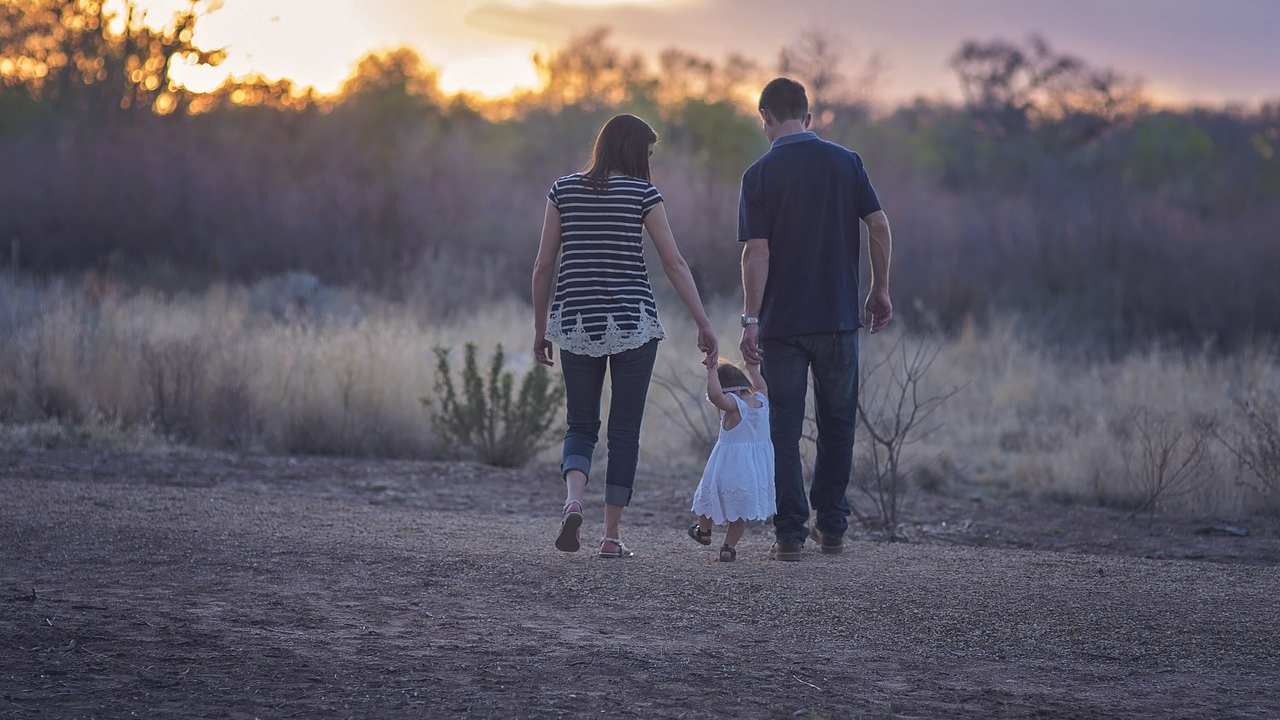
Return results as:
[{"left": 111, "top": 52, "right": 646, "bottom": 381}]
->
[
  {"left": 809, "top": 527, "right": 844, "bottom": 555},
  {"left": 769, "top": 541, "right": 804, "bottom": 562}
]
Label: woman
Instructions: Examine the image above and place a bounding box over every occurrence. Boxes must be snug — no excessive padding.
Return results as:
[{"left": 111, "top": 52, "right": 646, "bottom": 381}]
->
[{"left": 531, "top": 113, "right": 717, "bottom": 558}]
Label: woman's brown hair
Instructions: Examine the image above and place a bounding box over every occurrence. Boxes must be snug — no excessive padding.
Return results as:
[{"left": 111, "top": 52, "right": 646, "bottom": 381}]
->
[{"left": 583, "top": 113, "right": 658, "bottom": 189}]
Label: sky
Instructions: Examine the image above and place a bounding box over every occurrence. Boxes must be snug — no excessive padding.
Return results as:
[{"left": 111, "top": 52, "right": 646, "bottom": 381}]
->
[{"left": 153, "top": 0, "right": 1280, "bottom": 105}]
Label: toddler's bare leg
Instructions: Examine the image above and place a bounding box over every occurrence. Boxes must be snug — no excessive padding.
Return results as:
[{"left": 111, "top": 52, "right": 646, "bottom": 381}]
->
[
  {"left": 697, "top": 515, "right": 713, "bottom": 533},
  {"left": 725, "top": 520, "right": 746, "bottom": 547}
]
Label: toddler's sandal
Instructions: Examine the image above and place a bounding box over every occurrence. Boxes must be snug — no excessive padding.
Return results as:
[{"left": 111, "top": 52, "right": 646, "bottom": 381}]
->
[
  {"left": 687, "top": 523, "right": 712, "bottom": 546},
  {"left": 718, "top": 544, "right": 737, "bottom": 562}
]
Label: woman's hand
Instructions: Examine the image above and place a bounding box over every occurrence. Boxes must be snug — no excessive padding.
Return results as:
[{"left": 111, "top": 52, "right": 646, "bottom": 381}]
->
[
  {"left": 533, "top": 330, "right": 554, "bottom": 367},
  {"left": 697, "top": 323, "right": 718, "bottom": 365}
]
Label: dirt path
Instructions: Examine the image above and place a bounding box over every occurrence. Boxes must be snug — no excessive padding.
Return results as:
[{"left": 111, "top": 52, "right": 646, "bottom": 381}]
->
[{"left": 2, "top": 451, "right": 1278, "bottom": 719}]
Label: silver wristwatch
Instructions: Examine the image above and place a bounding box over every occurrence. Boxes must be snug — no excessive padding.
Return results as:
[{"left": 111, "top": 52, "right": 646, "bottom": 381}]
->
[{"left": 740, "top": 314, "right": 759, "bottom": 327}]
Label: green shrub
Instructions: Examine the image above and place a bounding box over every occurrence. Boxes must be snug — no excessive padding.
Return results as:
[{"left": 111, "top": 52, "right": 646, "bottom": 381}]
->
[{"left": 426, "top": 343, "right": 564, "bottom": 467}]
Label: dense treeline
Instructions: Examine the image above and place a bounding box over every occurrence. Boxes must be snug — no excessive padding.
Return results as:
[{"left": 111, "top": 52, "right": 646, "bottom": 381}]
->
[{"left": 2, "top": 2, "right": 1278, "bottom": 351}]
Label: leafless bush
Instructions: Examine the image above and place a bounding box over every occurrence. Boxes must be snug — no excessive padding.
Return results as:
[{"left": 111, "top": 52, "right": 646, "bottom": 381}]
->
[
  {"left": 140, "top": 337, "right": 208, "bottom": 441},
  {"left": 204, "top": 362, "right": 258, "bottom": 450},
  {"left": 853, "top": 337, "right": 961, "bottom": 540},
  {"left": 1121, "top": 408, "right": 1216, "bottom": 518},
  {"left": 280, "top": 400, "right": 352, "bottom": 457},
  {"left": 21, "top": 337, "right": 82, "bottom": 422},
  {"left": 650, "top": 365, "right": 719, "bottom": 458},
  {"left": 1213, "top": 392, "right": 1280, "bottom": 502}
]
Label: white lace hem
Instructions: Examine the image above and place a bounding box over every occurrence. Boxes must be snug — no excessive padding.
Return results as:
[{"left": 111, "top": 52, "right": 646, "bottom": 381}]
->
[{"left": 546, "top": 308, "right": 665, "bottom": 357}]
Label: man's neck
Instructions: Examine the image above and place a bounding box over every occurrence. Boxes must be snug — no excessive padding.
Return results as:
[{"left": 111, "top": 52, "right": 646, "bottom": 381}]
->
[{"left": 771, "top": 120, "right": 810, "bottom": 142}]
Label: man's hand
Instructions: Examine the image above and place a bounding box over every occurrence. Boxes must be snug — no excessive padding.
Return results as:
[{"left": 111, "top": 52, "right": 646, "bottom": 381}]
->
[
  {"left": 740, "top": 324, "right": 762, "bottom": 363},
  {"left": 533, "top": 331, "right": 554, "bottom": 367},
  {"left": 864, "top": 287, "right": 893, "bottom": 333},
  {"left": 697, "top": 323, "right": 719, "bottom": 366}
]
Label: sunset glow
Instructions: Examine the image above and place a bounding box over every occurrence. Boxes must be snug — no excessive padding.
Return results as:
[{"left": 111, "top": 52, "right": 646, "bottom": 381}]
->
[{"left": 123, "top": 0, "right": 1280, "bottom": 105}]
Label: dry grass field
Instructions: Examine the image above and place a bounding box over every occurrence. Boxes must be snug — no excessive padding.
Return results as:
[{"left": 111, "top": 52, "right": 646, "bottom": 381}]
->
[{"left": 2, "top": 272, "right": 1277, "bottom": 519}]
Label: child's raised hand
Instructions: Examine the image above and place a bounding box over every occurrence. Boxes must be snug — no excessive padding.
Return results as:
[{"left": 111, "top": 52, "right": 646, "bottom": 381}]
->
[{"left": 702, "top": 353, "right": 717, "bottom": 370}]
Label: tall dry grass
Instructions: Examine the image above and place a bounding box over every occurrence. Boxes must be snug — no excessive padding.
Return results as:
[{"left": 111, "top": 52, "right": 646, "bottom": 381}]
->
[{"left": 1, "top": 272, "right": 1276, "bottom": 516}]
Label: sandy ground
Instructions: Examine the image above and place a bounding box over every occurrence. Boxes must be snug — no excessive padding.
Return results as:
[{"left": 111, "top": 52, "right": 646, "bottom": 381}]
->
[{"left": 2, "top": 449, "right": 1278, "bottom": 719}]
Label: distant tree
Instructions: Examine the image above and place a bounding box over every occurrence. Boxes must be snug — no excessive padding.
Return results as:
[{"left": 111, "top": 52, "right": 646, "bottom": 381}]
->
[
  {"left": 532, "top": 28, "right": 652, "bottom": 110},
  {"left": 657, "top": 48, "right": 714, "bottom": 107},
  {"left": 711, "top": 53, "right": 764, "bottom": 106},
  {"left": 778, "top": 29, "right": 880, "bottom": 126},
  {"left": 950, "top": 36, "right": 1045, "bottom": 134},
  {"left": 0, "top": 0, "right": 226, "bottom": 118},
  {"left": 339, "top": 47, "right": 441, "bottom": 108},
  {"left": 189, "top": 73, "right": 316, "bottom": 114},
  {"left": 950, "top": 35, "right": 1142, "bottom": 142}
]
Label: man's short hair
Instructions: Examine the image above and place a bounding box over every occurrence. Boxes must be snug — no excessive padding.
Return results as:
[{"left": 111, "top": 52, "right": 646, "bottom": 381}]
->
[{"left": 759, "top": 78, "right": 808, "bottom": 122}]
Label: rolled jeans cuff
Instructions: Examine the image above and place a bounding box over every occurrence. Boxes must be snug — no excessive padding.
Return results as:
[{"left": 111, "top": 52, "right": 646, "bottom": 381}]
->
[
  {"left": 561, "top": 454, "right": 591, "bottom": 482},
  {"left": 605, "top": 483, "right": 633, "bottom": 507}
]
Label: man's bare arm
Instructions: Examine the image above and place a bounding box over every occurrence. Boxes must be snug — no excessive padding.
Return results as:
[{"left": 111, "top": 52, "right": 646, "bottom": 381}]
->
[
  {"left": 864, "top": 210, "right": 893, "bottom": 333},
  {"left": 740, "top": 238, "right": 769, "bottom": 362},
  {"left": 744, "top": 360, "right": 768, "bottom": 396}
]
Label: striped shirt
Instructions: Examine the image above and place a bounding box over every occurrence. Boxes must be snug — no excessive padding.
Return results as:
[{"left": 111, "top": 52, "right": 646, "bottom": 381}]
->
[{"left": 544, "top": 173, "right": 666, "bottom": 357}]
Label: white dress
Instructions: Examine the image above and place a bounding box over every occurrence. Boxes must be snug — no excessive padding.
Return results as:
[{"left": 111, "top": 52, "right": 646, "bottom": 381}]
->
[{"left": 690, "top": 392, "right": 776, "bottom": 525}]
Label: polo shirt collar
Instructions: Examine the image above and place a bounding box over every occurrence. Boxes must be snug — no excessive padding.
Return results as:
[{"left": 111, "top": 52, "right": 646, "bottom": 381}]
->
[{"left": 771, "top": 130, "right": 818, "bottom": 149}]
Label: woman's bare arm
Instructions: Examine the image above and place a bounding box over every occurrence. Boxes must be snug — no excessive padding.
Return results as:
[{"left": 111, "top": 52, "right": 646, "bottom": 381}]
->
[
  {"left": 644, "top": 202, "right": 717, "bottom": 363},
  {"left": 531, "top": 199, "right": 561, "bottom": 366}
]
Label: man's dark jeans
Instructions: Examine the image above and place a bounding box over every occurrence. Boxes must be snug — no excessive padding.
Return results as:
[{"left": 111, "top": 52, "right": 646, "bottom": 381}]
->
[
  {"left": 761, "top": 331, "right": 859, "bottom": 545},
  {"left": 559, "top": 339, "right": 659, "bottom": 507}
]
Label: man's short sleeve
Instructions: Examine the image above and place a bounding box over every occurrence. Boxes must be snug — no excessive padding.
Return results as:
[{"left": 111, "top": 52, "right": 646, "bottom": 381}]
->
[
  {"left": 546, "top": 178, "right": 560, "bottom": 208},
  {"left": 853, "top": 154, "right": 882, "bottom": 219},
  {"left": 737, "top": 165, "right": 769, "bottom": 242}
]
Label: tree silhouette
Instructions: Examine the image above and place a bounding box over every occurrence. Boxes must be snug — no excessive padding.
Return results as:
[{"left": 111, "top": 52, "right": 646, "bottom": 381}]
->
[
  {"left": 778, "top": 29, "right": 880, "bottom": 126},
  {"left": 339, "top": 47, "right": 440, "bottom": 107},
  {"left": 532, "top": 28, "right": 651, "bottom": 110},
  {"left": 0, "top": 0, "right": 226, "bottom": 117},
  {"left": 950, "top": 34, "right": 1141, "bottom": 141}
]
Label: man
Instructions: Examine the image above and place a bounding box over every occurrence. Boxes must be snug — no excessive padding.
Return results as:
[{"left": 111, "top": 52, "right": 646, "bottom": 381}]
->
[{"left": 738, "top": 77, "right": 894, "bottom": 561}]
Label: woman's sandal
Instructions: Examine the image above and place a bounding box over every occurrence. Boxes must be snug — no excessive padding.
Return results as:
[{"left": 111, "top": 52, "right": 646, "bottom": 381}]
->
[
  {"left": 597, "top": 537, "right": 635, "bottom": 559},
  {"left": 687, "top": 524, "right": 712, "bottom": 546},
  {"left": 555, "top": 501, "right": 584, "bottom": 553},
  {"left": 718, "top": 544, "right": 737, "bottom": 562}
]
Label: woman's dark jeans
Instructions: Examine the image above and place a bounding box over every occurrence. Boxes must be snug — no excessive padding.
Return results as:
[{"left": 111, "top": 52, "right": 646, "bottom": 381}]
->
[
  {"left": 761, "top": 331, "right": 859, "bottom": 545},
  {"left": 559, "top": 340, "right": 659, "bottom": 507}
]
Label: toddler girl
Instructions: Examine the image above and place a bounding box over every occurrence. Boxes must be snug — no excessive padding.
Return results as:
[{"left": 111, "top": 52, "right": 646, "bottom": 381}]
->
[{"left": 688, "top": 357, "right": 775, "bottom": 561}]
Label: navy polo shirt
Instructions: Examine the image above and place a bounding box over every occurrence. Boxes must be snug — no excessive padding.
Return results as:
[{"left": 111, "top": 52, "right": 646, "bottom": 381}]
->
[{"left": 738, "top": 131, "right": 882, "bottom": 340}]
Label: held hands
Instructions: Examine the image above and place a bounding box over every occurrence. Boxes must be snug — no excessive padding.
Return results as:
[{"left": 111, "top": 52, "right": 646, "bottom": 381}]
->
[
  {"left": 697, "top": 323, "right": 718, "bottom": 367},
  {"left": 865, "top": 286, "right": 893, "bottom": 334}
]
